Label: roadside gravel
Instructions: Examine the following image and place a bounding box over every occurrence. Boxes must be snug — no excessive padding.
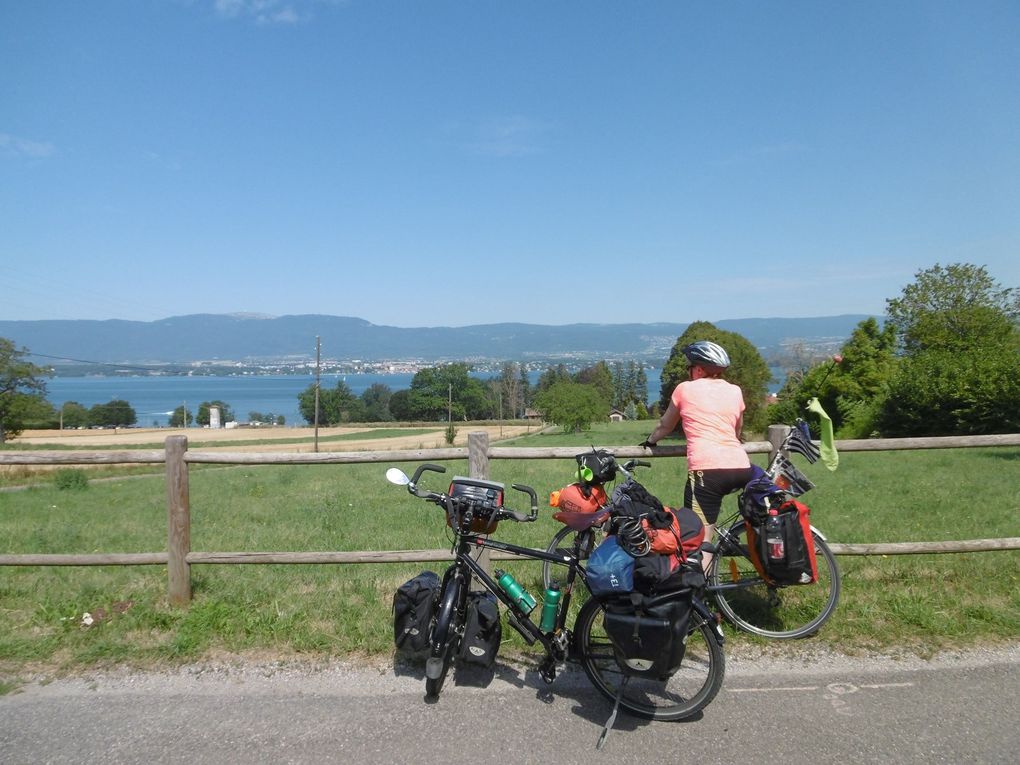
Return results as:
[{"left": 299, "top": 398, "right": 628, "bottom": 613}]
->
[{"left": 6, "top": 642, "right": 1018, "bottom": 696}]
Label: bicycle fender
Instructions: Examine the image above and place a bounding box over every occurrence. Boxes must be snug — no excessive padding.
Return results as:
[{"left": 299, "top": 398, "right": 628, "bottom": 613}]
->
[
  {"left": 809, "top": 524, "right": 827, "bottom": 541},
  {"left": 430, "top": 575, "right": 463, "bottom": 658}
]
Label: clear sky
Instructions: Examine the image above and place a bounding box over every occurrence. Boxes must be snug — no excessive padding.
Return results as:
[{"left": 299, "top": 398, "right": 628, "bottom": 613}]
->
[{"left": 2, "top": 1, "right": 1017, "bottom": 328}]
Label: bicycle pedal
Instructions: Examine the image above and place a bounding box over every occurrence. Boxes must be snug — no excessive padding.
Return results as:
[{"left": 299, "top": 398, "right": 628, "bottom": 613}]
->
[{"left": 537, "top": 654, "right": 562, "bottom": 685}]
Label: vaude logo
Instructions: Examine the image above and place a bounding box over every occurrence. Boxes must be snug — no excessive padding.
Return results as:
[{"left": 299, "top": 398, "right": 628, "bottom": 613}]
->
[{"left": 469, "top": 646, "right": 486, "bottom": 657}]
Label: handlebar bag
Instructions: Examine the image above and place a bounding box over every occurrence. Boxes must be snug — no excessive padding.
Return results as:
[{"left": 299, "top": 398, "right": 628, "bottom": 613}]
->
[
  {"left": 602, "top": 593, "right": 693, "bottom": 680},
  {"left": 458, "top": 591, "right": 502, "bottom": 667},
  {"left": 587, "top": 536, "right": 635, "bottom": 597},
  {"left": 576, "top": 449, "right": 618, "bottom": 487},
  {"left": 392, "top": 570, "right": 441, "bottom": 654}
]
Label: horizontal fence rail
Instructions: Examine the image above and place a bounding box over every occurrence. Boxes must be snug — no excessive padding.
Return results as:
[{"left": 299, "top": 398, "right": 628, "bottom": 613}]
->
[
  {"left": 3, "top": 539, "right": 1020, "bottom": 569},
  {"left": 2, "top": 429, "right": 1019, "bottom": 604}
]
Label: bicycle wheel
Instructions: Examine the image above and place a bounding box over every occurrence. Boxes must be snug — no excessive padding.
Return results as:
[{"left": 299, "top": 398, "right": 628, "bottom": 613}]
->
[
  {"left": 573, "top": 597, "right": 724, "bottom": 721},
  {"left": 425, "top": 574, "right": 463, "bottom": 698},
  {"left": 542, "top": 526, "right": 600, "bottom": 591},
  {"left": 709, "top": 523, "right": 841, "bottom": 639}
]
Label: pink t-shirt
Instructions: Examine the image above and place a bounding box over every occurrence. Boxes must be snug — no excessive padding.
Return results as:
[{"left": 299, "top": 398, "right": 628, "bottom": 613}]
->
[{"left": 672, "top": 378, "right": 750, "bottom": 470}]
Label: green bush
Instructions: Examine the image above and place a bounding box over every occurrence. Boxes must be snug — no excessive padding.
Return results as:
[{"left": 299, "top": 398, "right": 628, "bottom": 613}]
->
[
  {"left": 878, "top": 349, "right": 1020, "bottom": 436},
  {"left": 53, "top": 469, "right": 90, "bottom": 491}
]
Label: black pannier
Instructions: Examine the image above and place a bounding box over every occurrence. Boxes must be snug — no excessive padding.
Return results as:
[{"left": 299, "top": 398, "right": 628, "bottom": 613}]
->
[
  {"left": 393, "top": 570, "right": 441, "bottom": 654},
  {"left": 458, "top": 591, "right": 502, "bottom": 667},
  {"left": 633, "top": 554, "right": 706, "bottom": 594},
  {"left": 602, "top": 593, "right": 693, "bottom": 680}
]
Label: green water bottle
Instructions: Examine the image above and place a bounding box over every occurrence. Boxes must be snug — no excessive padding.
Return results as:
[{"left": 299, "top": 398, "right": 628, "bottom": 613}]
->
[
  {"left": 495, "top": 569, "right": 537, "bottom": 614},
  {"left": 539, "top": 583, "right": 561, "bottom": 632}
]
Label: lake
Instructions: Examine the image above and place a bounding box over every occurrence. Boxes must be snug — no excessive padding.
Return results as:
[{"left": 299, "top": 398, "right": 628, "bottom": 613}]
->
[
  {"left": 46, "top": 373, "right": 407, "bottom": 427},
  {"left": 46, "top": 371, "right": 669, "bottom": 427}
]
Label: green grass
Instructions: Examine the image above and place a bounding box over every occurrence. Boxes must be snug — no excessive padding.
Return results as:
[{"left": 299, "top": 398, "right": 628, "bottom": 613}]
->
[{"left": 0, "top": 419, "right": 1017, "bottom": 678}]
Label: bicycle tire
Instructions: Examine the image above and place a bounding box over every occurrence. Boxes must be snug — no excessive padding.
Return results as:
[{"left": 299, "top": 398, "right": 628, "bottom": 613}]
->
[
  {"left": 709, "top": 523, "right": 841, "bottom": 639},
  {"left": 425, "top": 574, "right": 463, "bottom": 698},
  {"left": 573, "top": 597, "right": 724, "bottom": 721},
  {"left": 542, "top": 526, "right": 600, "bottom": 591}
]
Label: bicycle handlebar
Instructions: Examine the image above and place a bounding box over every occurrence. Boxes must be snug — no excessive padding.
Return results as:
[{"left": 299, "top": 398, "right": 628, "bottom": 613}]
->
[{"left": 401, "top": 463, "right": 539, "bottom": 524}]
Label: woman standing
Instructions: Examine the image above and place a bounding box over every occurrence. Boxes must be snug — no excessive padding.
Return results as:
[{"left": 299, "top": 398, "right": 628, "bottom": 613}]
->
[{"left": 641, "top": 340, "right": 754, "bottom": 569}]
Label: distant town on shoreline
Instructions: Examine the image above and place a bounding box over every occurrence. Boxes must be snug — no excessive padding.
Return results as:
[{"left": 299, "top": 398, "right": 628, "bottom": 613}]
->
[{"left": 1, "top": 312, "right": 873, "bottom": 373}]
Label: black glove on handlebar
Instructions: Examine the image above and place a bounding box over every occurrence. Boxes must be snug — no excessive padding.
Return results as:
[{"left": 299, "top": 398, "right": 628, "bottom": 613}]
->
[{"left": 639, "top": 439, "right": 655, "bottom": 449}]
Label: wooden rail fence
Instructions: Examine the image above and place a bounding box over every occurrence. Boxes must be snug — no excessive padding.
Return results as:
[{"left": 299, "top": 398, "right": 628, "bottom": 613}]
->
[{"left": 2, "top": 428, "right": 1019, "bottom": 605}]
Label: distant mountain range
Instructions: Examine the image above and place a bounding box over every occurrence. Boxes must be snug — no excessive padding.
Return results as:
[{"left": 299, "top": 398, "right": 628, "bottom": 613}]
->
[{"left": 0, "top": 313, "right": 877, "bottom": 366}]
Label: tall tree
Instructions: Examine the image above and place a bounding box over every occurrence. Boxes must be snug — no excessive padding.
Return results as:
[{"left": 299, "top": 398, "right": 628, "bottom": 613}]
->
[
  {"left": 0, "top": 338, "right": 52, "bottom": 443},
  {"left": 534, "top": 380, "right": 608, "bottom": 433},
  {"left": 169, "top": 405, "right": 194, "bottom": 428},
  {"left": 886, "top": 263, "right": 1018, "bottom": 354},
  {"left": 769, "top": 318, "right": 898, "bottom": 436},
  {"left": 659, "top": 322, "right": 773, "bottom": 434},
  {"left": 59, "top": 401, "right": 90, "bottom": 429},
  {"left": 536, "top": 364, "right": 571, "bottom": 393},
  {"left": 360, "top": 383, "right": 394, "bottom": 422},
  {"left": 388, "top": 389, "right": 412, "bottom": 421},
  {"left": 518, "top": 365, "right": 532, "bottom": 414},
  {"left": 611, "top": 361, "right": 648, "bottom": 409},
  {"left": 89, "top": 399, "right": 137, "bottom": 428},
  {"left": 575, "top": 361, "right": 614, "bottom": 404},
  {"left": 878, "top": 263, "right": 1019, "bottom": 436},
  {"left": 404, "top": 364, "right": 490, "bottom": 421},
  {"left": 299, "top": 379, "right": 363, "bottom": 424},
  {"left": 498, "top": 362, "right": 525, "bottom": 419}
]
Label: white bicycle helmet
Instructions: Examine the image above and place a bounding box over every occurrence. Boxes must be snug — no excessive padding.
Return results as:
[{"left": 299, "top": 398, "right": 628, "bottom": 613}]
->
[{"left": 682, "top": 340, "right": 731, "bottom": 369}]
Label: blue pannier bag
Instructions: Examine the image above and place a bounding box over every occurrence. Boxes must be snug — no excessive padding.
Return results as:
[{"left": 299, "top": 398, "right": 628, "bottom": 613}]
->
[{"left": 587, "top": 536, "right": 634, "bottom": 597}]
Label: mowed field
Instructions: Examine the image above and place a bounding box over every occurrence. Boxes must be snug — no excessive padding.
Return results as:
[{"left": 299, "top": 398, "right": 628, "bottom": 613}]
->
[{"left": 9, "top": 423, "right": 541, "bottom": 453}]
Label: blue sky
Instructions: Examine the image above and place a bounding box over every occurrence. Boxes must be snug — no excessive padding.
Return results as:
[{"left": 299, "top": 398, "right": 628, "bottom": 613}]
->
[{"left": 2, "top": 0, "right": 1018, "bottom": 327}]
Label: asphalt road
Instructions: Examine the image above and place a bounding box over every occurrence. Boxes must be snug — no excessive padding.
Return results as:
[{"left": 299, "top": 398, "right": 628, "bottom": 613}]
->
[{"left": 3, "top": 646, "right": 1018, "bottom": 764}]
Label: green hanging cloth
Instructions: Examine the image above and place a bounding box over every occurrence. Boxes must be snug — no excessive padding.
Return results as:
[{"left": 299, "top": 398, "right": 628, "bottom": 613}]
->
[{"left": 806, "top": 397, "right": 839, "bottom": 471}]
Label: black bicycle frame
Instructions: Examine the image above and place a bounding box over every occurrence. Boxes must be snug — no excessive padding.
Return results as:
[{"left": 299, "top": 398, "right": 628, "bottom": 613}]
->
[
  {"left": 705, "top": 514, "right": 769, "bottom": 594},
  {"left": 456, "top": 532, "right": 584, "bottom": 650}
]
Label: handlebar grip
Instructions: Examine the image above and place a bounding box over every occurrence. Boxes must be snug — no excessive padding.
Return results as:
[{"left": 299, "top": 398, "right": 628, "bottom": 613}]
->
[
  {"left": 511, "top": 483, "right": 538, "bottom": 507},
  {"left": 410, "top": 463, "right": 446, "bottom": 485},
  {"left": 503, "top": 510, "right": 534, "bottom": 523},
  {"left": 511, "top": 483, "right": 539, "bottom": 522}
]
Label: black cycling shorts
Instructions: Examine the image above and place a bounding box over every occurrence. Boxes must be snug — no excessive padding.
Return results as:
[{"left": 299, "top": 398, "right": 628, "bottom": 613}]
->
[{"left": 684, "top": 467, "right": 756, "bottom": 525}]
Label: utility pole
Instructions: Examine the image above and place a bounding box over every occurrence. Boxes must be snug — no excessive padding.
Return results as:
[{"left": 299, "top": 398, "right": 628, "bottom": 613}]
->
[{"left": 314, "top": 336, "right": 321, "bottom": 453}]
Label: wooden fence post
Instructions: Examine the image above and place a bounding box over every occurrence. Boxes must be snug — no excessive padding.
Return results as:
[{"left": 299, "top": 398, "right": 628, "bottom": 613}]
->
[
  {"left": 767, "top": 424, "right": 790, "bottom": 465},
  {"left": 468, "top": 431, "right": 490, "bottom": 480},
  {"left": 468, "top": 431, "right": 492, "bottom": 577},
  {"left": 165, "top": 435, "right": 192, "bottom": 605}
]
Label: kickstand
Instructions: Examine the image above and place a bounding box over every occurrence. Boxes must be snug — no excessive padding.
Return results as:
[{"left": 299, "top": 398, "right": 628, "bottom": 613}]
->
[{"left": 596, "top": 676, "right": 630, "bottom": 751}]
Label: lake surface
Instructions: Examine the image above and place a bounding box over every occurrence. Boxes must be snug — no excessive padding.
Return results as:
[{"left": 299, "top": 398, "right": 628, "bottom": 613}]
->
[
  {"left": 46, "top": 371, "right": 669, "bottom": 427},
  {"left": 46, "top": 373, "right": 406, "bottom": 427}
]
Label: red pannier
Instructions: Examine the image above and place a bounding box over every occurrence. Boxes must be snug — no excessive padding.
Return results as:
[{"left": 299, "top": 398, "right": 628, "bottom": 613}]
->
[{"left": 746, "top": 499, "right": 818, "bottom": 585}]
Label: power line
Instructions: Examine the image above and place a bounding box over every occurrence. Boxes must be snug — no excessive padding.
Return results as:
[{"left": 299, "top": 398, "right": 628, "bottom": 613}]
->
[{"left": 26, "top": 352, "right": 170, "bottom": 373}]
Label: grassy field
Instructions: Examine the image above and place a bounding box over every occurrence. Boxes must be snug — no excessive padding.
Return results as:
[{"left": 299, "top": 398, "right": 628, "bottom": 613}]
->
[{"left": 1, "top": 420, "right": 1017, "bottom": 679}]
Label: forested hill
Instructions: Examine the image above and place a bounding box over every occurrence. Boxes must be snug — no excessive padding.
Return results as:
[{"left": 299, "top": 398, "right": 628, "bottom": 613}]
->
[{"left": 0, "top": 313, "right": 875, "bottom": 365}]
